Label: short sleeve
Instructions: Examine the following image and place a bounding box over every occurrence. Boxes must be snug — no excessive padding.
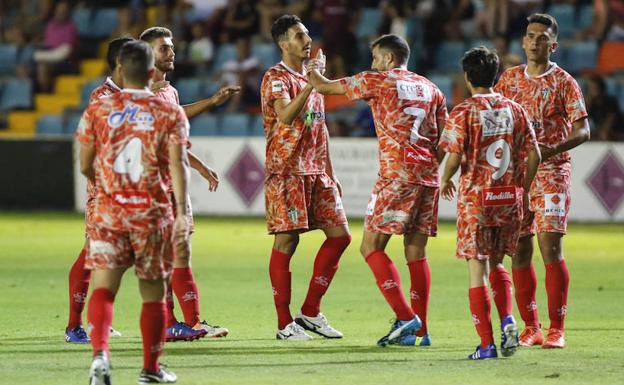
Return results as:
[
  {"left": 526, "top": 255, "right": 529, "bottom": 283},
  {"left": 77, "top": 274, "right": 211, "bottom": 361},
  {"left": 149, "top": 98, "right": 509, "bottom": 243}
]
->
[
  {"left": 339, "top": 71, "right": 379, "bottom": 101},
  {"left": 262, "top": 70, "right": 290, "bottom": 107},
  {"left": 493, "top": 70, "right": 510, "bottom": 95},
  {"left": 515, "top": 105, "right": 538, "bottom": 155},
  {"left": 562, "top": 75, "right": 588, "bottom": 123},
  {"left": 75, "top": 105, "right": 95, "bottom": 145},
  {"left": 439, "top": 105, "right": 468, "bottom": 154}
]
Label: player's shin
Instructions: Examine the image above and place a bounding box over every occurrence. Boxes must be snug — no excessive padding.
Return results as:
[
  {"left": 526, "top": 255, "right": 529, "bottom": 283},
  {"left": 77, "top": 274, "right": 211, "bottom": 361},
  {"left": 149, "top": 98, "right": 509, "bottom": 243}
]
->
[
  {"left": 87, "top": 288, "right": 115, "bottom": 357},
  {"left": 141, "top": 301, "right": 167, "bottom": 373},
  {"left": 407, "top": 258, "right": 431, "bottom": 336},
  {"left": 68, "top": 248, "right": 90, "bottom": 329},
  {"left": 489, "top": 264, "right": 513, "bottom": 321},
  {"left": 366, "top": 250, "right": 414, "bottom": 321},
  {"left": 270, "top": 249, "right": 293, "bottom": 329}
]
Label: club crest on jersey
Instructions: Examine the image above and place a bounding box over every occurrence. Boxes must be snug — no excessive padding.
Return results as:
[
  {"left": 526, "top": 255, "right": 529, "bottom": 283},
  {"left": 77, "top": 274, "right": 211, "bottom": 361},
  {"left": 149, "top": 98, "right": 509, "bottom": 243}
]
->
[
  {"left": 108, "top": 104, "right": 155, "bottom": 130},
  {"left": 541, "top": 88, "right": 550, "bottom": 98},
  {"left": 287, "top": 207, "right": 298, "bottom": 223},
  {"left": 480, "top": 107, "right": 513, "bottom": 137},
  {"left": 397, "top": 80, "right": 431, "bottom": 101}
]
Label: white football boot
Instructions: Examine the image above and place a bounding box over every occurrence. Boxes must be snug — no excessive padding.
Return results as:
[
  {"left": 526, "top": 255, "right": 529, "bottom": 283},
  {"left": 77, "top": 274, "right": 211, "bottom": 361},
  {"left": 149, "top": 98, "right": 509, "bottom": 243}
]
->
[
  {"left": 294, "top": 312, "right": 343, "bottom": 338},
  {"left": 89, "top": 352, "right": 111, "bottom": 385},
  {"left": 276, "top": 321, "right": 313, "bottom": 341}
]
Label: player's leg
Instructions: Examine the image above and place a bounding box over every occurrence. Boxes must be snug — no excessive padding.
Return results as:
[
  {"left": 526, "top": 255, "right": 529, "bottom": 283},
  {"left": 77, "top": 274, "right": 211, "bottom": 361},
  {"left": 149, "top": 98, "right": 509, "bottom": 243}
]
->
[
  {"left": 404, "top": 232, "right": 431, "bottom": 346},
  {"left": 66, "top": 238, "right": 91, "bottom": 343},
  {"left": 537, "top": 231, "right": 568, "bottom": 349},
  {"left": 467, "top": 258, "right": 497, "bottom": 359},
  {"left": 362, "top": 231, "right": 420, "bottom": 347}
]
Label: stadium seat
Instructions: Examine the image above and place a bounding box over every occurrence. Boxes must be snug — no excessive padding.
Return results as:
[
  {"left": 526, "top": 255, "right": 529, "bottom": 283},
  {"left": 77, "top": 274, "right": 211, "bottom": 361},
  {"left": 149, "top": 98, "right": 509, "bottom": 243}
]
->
[
  {"left": 176, "top": 78, "right": 201, "bottom": 105},
  {"left": 547, "top": 4, "right": 575, "bottom": 38},
  {"left": 80, "top": 78, "right": 105, "bottom": 107},
  {"left": 434, "top": 41, "right": 465, "bottom": 72},
  {"left": 221, "top": 113, "right": 250, "bottom": 136},
  {"left": 93, "top": 8, "right": 119, "bottom": 38},
  {"left": 64, "top": 112, "right": 83, "bottom": 134},
  {"left": 550, "top": 44, "right": 566, "bottom": 68},
  {"left": 566, "top": 41, "right": 598, "bottom": 73},
  {"left": 190, "top": 114, "right": 220, "bottom": 136},
  {"left": 604, "top": 76, "right": 620, "bottom": 97},
  {"left": 17, "top": 44, "right": 34, "bottom": 65},
  {"left": 37, "top": 115, "right": 64, "bottom": 135},
  {"left": 213, "top": 44, "right": 238, "bottom": 72},
  {"left": 0, "top": 44, "right": 18, "bottom": 75},
  {"left": 509, "top": 40, "right": 524, "bottom": 59},
  {"left": 619, "top": 87, "right": 624, "bottom": 111},
  {"left": 72, "top": 7, "right": 94, "bottom": 37},
  {"left": 577, "top": 4, "right": 594, "bottom": 30},
  {"left": 356, "top": 8, "right": 382, "bottom": 38},
  {"left": 203, "top": 79, "right": 221, "bottom": 97},
  {"left": 0, "top": 78, "right": 33, "bottom": 110},
  {"left": 250, "top": 115, "right": 265, "bottom": 137},
  {"left": 428, "top": 75, "right": 454, "bottom": 102},
  {"left": 405, "top": 17, "right": 424, "bottom": 44},
  {"left": 597, "top": 42, "right": 624, "bottom": 74},
  {"left": 252, "top": 43, "right": 279, "bottom": 70}
]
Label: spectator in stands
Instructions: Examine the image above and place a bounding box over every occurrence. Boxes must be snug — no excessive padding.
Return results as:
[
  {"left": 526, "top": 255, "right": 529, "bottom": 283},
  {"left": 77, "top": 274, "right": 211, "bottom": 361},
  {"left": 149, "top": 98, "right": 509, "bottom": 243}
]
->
[
  {"left": 33, "top": 1, "right": 77, "bottom": 92},
  {"left": 220, "top": 0, "right": 258, "bottom": 43},
  {"left": 220, "top": 37, "right": 261, "bottom": 112},
  {"left": 378, "top": 0, "right": 417, "bottom": 38},
  {"left": 585, "top": 74, "right": 624, "bottom": 141},
  {"left": 315, "top": 0, "right": 360, "bottom": 77},
  {"left": 187, "top": 22, "right": 215, "bottom": 75},
  {"left": 257, "top": 0, "right": 311, "bottom": 42}
]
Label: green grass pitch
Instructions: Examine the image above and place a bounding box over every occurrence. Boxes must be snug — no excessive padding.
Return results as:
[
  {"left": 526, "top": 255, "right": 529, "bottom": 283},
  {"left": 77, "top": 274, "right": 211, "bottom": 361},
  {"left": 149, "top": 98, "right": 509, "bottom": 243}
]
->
[{"left": 0, "top": 212, "right": 623, "bottom": 385}]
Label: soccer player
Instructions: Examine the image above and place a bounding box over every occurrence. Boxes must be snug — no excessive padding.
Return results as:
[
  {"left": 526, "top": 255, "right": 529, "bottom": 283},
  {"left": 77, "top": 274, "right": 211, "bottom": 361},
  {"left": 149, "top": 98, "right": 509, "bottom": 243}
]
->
[
  {"left": 77, "top": 40, "right": 188, "bottom": 385},
  {"left": 494, "top": 13, "right": 590, "bottom": 348},
  {"left": 65, "top": 37, "right": 133, "bottom": 344},
  {"left": 438, "top": 47, "right": 541, "bottom": 359},
  {"left": 260, "top": 14, "right": 351, "bottom": 340},
  {"left": 140, "top": 26, "right": 240, "bottom": 341},
  {"left": 307, "top": 34, "right": 446, "bottom": 346}
]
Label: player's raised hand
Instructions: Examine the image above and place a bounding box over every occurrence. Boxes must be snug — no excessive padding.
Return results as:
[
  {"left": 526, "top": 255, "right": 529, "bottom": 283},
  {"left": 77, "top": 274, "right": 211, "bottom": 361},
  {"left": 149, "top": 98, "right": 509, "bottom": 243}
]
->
[
  {"left": 306, "top": 49, "right": 326, "bottom": 75},
  {"left": 150, "top": 80, "right": 170, "bottom": 93},
  {"left": 209, "top": 86, "right": 241, "bottom": 107},
  {"left": 198, "top": 165, "right": 219, "bottom": 192},
  {"left": 440, "top": 179, "right": 456, "bottom": 201}
]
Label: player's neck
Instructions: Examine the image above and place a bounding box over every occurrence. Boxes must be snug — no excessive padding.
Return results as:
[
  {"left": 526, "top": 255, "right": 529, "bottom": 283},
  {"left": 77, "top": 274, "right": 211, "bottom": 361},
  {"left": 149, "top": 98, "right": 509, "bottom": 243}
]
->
[
  {"left": 124, "top": 81, "right": 148, "bottom": 90},
  {"left": 526, "top": 59, "right": 553, "bottom": 77},
  {"left": 153, "top": 69, "right": 167, "bottom": 82},
  {"left": 282, "top": 55, "right": 304, "bottom": 74},
  {"left": 110, "top": 73, "right": 123, "bottom": 88}
]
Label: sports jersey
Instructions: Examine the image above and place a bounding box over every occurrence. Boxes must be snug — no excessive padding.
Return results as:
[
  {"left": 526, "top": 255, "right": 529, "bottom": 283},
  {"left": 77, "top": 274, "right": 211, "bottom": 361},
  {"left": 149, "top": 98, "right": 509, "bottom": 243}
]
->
[
  {"left": 154, "top": 83, "right": 180, "bottom": 106},
  {"left": 88, "top": 77, "right": 121, "bottom": 105},
  {"left": 261, "top": 61, "right": 328, "bottom": 175},
  {"left": 439, "top": 93, "right": 537, "bottom": 225},
  {"left": 339, "top": 68, "right": 447, "bottom": 187},
  {"left": 494, "top": 63, "right": 587, "bottom": 171},
  {"left": 75, "top": 89, "right": 189, "bottom": 231}
]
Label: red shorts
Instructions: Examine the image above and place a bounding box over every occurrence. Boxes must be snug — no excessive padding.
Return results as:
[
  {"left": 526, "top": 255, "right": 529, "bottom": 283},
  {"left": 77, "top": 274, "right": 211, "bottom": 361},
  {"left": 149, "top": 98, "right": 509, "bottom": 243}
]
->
[
  {"left": 86, "top": 225, "right": 174, "bottom": 280},
  {"left": 265, "top": 173, "right": 347, "bottom": 234},
  {"left": 521, "top": 169, "right": 570, "bottom": 237},
  {"left": 456, "top": 214, "right": 521, "bottom": 260},
  {"left": 364, "top": 178, "right": 438, "bottom": 236}
]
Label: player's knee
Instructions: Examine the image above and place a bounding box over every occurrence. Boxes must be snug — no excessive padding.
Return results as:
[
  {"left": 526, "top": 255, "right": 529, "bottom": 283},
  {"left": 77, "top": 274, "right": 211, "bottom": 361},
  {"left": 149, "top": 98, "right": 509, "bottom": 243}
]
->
[{"left": 273, "top": 234, "right": 299, "bottom": 255}]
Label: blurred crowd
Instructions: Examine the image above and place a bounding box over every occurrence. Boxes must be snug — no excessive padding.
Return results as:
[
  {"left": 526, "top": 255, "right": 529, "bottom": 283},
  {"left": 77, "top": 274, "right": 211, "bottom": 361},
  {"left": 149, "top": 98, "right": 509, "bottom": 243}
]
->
[{"left": 1, "top": 0, "right": 623, "bottom": 140}]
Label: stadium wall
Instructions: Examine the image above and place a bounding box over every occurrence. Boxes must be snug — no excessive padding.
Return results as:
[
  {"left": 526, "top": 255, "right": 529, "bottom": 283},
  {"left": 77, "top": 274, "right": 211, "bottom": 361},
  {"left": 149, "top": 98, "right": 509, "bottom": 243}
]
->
[
  {"left": 73, "top": 139, "right": 624, "bottom": 222},
  {"left": 0, "top": 139, "right": 74, "bottom": 209}
]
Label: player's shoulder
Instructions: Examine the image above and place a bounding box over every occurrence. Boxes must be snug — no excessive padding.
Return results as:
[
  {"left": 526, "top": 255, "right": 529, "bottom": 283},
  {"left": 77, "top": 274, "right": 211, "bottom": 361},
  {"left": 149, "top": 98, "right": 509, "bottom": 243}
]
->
[
  {"left": 552, "top": 63, "right": 578, "bottom": 84},
  {"left": 263, "top": 64, "right": 288, "bottom": 80},
  {"left": 499, "top": 64, "right": 526, "bottom": 80},
  {"left": 449, "top": 98, "right": 476, "bottom": 116}
]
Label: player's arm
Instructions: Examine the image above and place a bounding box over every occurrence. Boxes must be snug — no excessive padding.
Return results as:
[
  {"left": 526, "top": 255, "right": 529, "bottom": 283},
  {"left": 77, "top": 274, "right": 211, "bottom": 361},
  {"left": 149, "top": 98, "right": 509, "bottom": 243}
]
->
[
  {"left": 525, "top": 147, "right": 541, "bottom": 192},
  {"left": 540, "top": 118, "right": 590, "bottom": 160},
  {"left": 188, "top": 150, "right": 219, "bottom": 192},
  {"left": 79, "top": 141, "right": 96, "bottom": 183},
  {"left": 169, "top": 141, "right": 191, "bottom": 242},
  {"left": 273, "top": 84, "right": 314, "bottom": 125},
  {"left": 308, "top": 69, "right": 347, "bottom": 95},
  {"left": 181, "top": 86, "right": 241, "bottom": 119},
  {"left": 439, "top": 152, "right": 460, "bottom": 201}
]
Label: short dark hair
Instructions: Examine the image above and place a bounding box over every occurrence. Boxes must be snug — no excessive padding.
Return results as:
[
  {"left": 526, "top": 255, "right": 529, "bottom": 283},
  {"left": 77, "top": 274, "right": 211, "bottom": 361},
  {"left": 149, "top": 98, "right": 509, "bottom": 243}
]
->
[
  {"left": 119, "top": 40, "right": 154, "bottom": 84},
  {"left": 271, "top": 14, "right": 302, "bottom": 46},
  {"left": 462, "top": 46, "right": 499, "bottom": 88},
  {"left": 106, "top": 37, "right": 134, "bottom": 71},
  {"left": 139, "top": 26, "right": 173, "bottom": 43},
  {"left": 371, "top": 34, "right": 410, "bottom": 65},
  {"left": 527, "top": 13, "right": 558, "bottom": 38}
]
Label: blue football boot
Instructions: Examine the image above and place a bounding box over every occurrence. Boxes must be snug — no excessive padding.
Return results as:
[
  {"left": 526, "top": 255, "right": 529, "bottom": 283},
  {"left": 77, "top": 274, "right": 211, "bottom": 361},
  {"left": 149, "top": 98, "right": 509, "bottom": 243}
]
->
[
  {"left": 65, "top": 325, "right": 90, "bottom": 344},
  {"left": 377, "top": 316, "right": 421, "bottom": 347},
  {"left": 468, "top": 343, "right": 498, "bottom": 360}
]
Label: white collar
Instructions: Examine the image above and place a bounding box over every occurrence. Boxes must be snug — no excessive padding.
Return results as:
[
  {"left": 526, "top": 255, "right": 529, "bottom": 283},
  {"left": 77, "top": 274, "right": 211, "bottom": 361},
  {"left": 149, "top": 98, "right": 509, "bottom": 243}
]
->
[
  {"left": 105, "top": 76, "right": 121, "bottom": 91},
  {"left": 120, "top": 87, "right": 154, "bottom": 95},
  {"left": 472, "top": 92, "right": 499, "bottom": 98},
  {"left": 279, "top": 61, "right": 307, "bottom": 79},
  {"left": 524, "top": 62, "right": 558, "bottom": 79}
]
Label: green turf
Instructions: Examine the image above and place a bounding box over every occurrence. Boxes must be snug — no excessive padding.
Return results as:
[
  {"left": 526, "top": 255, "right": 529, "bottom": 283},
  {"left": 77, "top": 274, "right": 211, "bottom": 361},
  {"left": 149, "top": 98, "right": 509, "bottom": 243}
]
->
[{"left": 0, "top": 212, "right": 623, "bottom": 385}]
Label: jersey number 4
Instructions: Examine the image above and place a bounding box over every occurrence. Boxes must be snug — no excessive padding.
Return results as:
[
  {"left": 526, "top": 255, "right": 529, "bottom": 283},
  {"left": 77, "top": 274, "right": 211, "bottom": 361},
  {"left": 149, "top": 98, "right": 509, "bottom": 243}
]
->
[
  {"left": 113, "top": 137, "right": 144, "bottom": 183},
  {"left": 486, "top": 139, "right": 511, "bottom": 180}
]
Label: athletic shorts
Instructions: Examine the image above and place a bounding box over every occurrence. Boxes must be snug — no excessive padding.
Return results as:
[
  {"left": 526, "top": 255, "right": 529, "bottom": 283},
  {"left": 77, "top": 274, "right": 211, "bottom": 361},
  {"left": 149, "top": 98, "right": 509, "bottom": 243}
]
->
[
  {"left": 85, "top": 196, "right": 96, "bottom": 237},
  {"left": 456, "top": 215, "right": 521, "bottom": 260},
  {"left": 86, "top": 225, "right": 174, "bottom": 280},
  {"left": 364, "top": 178, "right": 438, "bottom": 236},
  {"left": 521, "top": 169, "right": 570, "bottom": 237},
  {"left": 265, "top": 173, "right": 347, "bottom": 234}
]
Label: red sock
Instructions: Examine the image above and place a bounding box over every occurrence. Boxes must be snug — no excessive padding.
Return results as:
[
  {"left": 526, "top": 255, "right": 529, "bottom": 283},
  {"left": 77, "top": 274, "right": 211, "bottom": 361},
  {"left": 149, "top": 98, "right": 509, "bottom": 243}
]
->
[
  {"left": 141, "top": 301, "right": 166, "bottom": 373},
  {"left": 407, "top": 258, "right": 430, "bottom": 336},
  {"left": 366, "top": 251, "right": 414, "bottom": 321},
  {"left": 301, "top": 235, "right": 351, "bottom": 317},
  {"left": 545, "top": 259, "right": 569, "bottom": 330},
  {"left": 67, "top": 248, "right": 90, "bottom": 330},
  {"left": 165, "top": 283, "right": 177, "bottom": 328},
  {"left": 87, "top": 288, "right": 115, "bottom": 357},
  {"left": 512, "top": 264, "right": 539, "bottom": 328},
  {"left": 489, "top": 265, "right": 513, "bottom": 322},
  {"left": 172, "top": 267, "right": 200, "bottom": 326},
  {"left": 269, "top": 249, "right": 293, "bottom": 329},
  {"left": 469, "top": 286, "right": 494, "bottom": 348}
]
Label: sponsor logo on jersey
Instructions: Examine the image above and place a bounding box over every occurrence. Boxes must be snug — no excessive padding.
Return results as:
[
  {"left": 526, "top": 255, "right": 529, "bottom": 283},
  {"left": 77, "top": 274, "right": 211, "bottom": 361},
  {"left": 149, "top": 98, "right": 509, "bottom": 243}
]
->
[
  {"left": 482, "top": 186, "right": 518, "bottom": 206},
  {"left": 404, "top": 146, "right": 433, "bottom": 165},
  {"left": 304, "top": 109, "right": 324, "bottom": 126},
  {"left": 397, "top": 80, "right": 431, "bottom": 101},
  {"left": 272, "top": 80, "right": 283, "bottom": 92},
  {"left": 112, "top": 190, "right": 151, "bottom": 208},
  {"left": 108, "top": 104, "right": 155, "bottom": 130},
  {"left": 544, "top": 193, "right": 566, "bottom": 217},
  {"left": 480, "top": 107, "right": 513, "bottom": 137}
]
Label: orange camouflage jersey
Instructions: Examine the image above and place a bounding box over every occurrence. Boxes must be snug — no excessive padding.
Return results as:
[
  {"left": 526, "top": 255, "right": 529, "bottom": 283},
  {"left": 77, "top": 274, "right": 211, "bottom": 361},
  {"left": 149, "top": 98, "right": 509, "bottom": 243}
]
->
[
  {"left": 494, "top": 63, "right": 587, "bottom": 171},
  {"left": 75, "top": 88, "right": 189, "bottom": 232},
  {"left": 84, "top": 77, "right": 123, "bottom": 232},
  {"left": 439, "top": 93, "right": 538, "bottom": 259},
  {"left": 339, "top": 68, "right": 447, "bottom": 186},
  {"left": 154, "top": 83, "right": 180, "bottom": 105},
  {"left": 261, "top": 62, "right": 328, "bottom": 175}
]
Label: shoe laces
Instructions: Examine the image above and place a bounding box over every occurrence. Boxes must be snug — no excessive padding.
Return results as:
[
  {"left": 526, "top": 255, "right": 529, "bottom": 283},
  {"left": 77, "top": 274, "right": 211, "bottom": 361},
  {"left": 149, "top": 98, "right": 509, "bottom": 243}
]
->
[
  {"left": 290, "top": 323, "right": 306, "bottom": 334},
  {"left": 74, "top": 326, "right": 88, "bottom": 339},
  {"left": 200, "top": 320, "right": 222, "bottom": 328}
]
